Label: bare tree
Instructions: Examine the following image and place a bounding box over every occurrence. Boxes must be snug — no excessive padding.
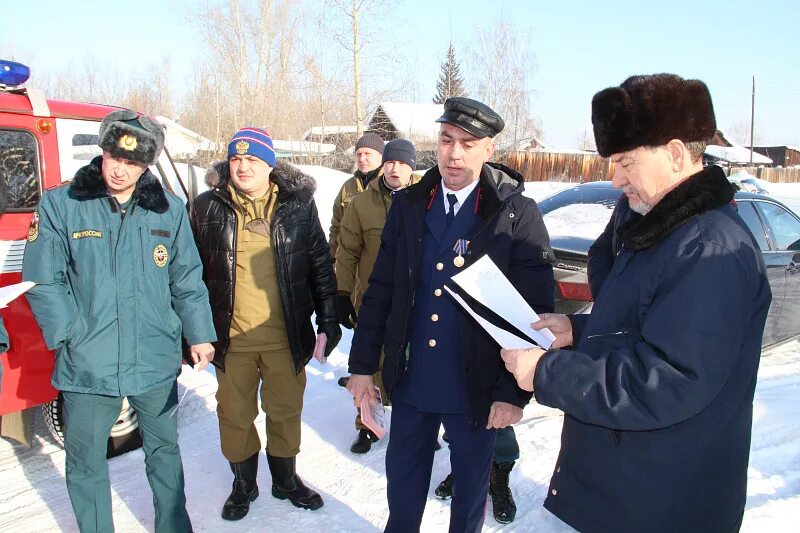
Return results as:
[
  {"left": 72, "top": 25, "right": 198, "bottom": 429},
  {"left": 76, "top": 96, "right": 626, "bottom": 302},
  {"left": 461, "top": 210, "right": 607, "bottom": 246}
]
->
[
  {"left": 184, "top": 0, "right": 305, "bottom": 142},
  {"left": 467, "top": 20, "right": 541, "bottom": 149},
  {"left": 322, "top": 0, "right": 371, "bottom": 136},
  {"left": 319, "top": 0, "right": 408, "bottom": 136},
  {"left": 727, "top": 119, "right": 761, "bottom": 146},
  {"left": 577, "top": 130, "right": 596, "bottom": 152}
]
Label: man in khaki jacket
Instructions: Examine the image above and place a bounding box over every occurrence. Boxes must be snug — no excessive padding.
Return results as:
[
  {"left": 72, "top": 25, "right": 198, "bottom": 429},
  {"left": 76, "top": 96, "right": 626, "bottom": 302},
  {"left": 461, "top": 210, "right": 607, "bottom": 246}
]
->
[
  {"left": 336, "top": 138, "right": 419, "bottom": 453},
  {"left": 329, "top": 133, "right": 384, "bottom": 263}
]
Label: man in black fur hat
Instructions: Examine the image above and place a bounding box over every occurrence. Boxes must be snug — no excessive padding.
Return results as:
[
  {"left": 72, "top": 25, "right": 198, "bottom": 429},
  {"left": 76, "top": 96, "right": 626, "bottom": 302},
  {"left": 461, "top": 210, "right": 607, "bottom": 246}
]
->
[
  {"left": 500, "top": 74, "right": 771, "bottom": 532},
  {"left": 22, "top": 109, "right": 217, "bottom": 532},
  {"left": 191, "top": 127, "right": 341, "bottom": 521}
]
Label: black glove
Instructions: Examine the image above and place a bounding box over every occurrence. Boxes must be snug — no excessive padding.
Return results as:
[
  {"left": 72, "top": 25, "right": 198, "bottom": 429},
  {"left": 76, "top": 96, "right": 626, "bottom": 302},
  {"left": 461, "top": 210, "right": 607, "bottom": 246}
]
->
[
  {"left": 318, "top": 322, "right": 342, "bottom": 358},
  {"left": 337, "top": 292, "right": 358, "bottom": 329}
]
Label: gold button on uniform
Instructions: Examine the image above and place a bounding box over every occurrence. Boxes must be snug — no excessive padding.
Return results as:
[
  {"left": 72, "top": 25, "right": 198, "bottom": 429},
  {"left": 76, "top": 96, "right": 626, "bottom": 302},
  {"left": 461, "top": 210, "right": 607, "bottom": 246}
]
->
[
  {"left": 551, "top": 489, "right": 558, "bottom": 496},
  {"left": 431, "top": 314, "right": 439, "bottom": 322},
  {"left": 434, "top": 289, "right": 442, "bottom": 297},
  {"left": 428, "top": 339, "right": 437, "bottom": 347},
  {"left": 436, "top": 262, "right": 444, "bottom": 271}
]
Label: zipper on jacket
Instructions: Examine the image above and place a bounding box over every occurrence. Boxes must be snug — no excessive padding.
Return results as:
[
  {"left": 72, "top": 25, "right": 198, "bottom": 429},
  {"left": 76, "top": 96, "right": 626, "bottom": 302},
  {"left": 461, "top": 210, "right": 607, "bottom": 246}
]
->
[
  {"left": 110, "top": 197, "right": 135, "bottom": 275},
  {"left": 211, "top": 187, "right": 239, "bottom": 353},
  {"left": 108, "top": 229, "right": 114, "bottom": 275},
  {"left": 271, "top": 206, "right": 302, "bottom": 372},
  {"left": 586, "top": 330, "right": 630, "bottom": 340}
]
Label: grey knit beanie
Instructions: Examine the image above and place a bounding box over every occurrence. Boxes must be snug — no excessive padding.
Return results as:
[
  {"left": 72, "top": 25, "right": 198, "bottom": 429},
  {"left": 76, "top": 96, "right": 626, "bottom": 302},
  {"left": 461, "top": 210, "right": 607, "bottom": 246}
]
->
[{"left": 355, "top": 133, "right": 385, "bottom": 155}]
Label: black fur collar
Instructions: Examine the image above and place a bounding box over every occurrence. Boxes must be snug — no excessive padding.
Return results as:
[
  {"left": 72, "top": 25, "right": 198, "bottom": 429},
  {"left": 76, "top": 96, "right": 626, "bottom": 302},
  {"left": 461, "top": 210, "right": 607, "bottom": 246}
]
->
[
  {"left": 408, "top": 162, "right": 525, "bottom": 219},
  {"left": 205, "top": 159, "right": 316, "bottom": 204},
  {"left": 69, "top": 156, "right": 169, "bottom": 213},
  {"left": 620, "top": 165, "right": 734, "bottom": 251}
]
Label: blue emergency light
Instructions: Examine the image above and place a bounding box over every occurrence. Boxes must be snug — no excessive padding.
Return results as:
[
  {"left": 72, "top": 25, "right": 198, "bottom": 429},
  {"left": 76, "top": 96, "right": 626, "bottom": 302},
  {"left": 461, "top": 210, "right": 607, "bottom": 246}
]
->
[{"left": 0, "top": 60, "right": 30, "bottom": 87}]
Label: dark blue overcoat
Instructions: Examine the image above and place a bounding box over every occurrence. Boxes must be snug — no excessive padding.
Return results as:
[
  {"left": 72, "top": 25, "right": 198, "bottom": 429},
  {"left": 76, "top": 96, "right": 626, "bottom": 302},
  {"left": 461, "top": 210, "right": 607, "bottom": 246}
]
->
[
  {"left": 349, "top": 163, "right": 555, "bottom": 428},
  {"left": 534, "top": 166, "right": 771, "bottom": 532}
]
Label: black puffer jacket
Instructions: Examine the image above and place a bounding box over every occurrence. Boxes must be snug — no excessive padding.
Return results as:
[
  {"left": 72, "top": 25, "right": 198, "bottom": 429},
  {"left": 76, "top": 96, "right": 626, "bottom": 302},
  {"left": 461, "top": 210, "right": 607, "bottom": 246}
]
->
[{"left": 190, "top": 160, "right": 340, "bottom": 372}]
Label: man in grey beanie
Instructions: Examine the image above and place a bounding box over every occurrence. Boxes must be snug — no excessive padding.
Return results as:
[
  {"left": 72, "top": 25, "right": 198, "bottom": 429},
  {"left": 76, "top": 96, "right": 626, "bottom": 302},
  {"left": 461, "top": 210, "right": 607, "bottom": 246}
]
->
[
  {"left": 329, "top": 133, "right": 385, "bottom": 263},
  {"left": 336, "top": 138, "right": 420, "bottom": 453}
]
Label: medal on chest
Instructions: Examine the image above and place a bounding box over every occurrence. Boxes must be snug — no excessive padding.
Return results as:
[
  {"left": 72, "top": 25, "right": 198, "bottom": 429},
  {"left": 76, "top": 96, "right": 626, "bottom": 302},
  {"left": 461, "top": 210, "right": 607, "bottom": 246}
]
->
[{"left": 452, "top": 239, "right": 469, "bottom": 268}]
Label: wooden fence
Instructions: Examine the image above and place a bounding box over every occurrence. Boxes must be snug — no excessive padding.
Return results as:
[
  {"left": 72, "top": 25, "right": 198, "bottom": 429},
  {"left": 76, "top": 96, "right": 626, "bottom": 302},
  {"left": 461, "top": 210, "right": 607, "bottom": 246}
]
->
[
  {"left": 507, "top": 151, "right": 800, "bottom": 184},
  {"left": 506, "top": 151, "right": 612, "bottom": 182},
  {"left": 727, "top": 166, "right": 800, "bottom": 183}
]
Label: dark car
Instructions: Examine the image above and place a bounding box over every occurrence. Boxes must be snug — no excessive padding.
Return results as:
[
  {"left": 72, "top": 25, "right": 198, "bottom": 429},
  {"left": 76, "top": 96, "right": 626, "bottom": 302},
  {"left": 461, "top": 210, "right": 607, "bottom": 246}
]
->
[{"left": 538, "top": 181, "right": 800, "bottom": 348}]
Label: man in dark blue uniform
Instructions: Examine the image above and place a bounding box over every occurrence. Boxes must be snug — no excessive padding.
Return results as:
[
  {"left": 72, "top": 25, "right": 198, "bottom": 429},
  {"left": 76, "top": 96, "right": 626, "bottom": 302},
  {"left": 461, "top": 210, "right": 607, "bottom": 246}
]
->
[{"left": 348, "top": 97, "right": 554, "bottom": 533}]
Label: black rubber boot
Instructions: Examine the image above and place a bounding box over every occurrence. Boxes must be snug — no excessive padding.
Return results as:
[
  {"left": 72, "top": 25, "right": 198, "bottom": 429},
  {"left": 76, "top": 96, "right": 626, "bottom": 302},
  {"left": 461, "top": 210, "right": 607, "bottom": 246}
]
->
[
  {"left": 489, "top": 461, "right": 517, "bottom": 524},
  {"left": 350, "top": 429, "right": 379, "bottom": 454},
  {"left": 266, "top": 454, "right": 324, "bottom": 510},
  {"left": 434, "top": 472, "right": 453, "bottom": 500},
  {"left": 337, "top": 376, "right": 350, "bottom": 388},
  {"left": 221, "top": 453, "right": 259, "bottom": 521}
]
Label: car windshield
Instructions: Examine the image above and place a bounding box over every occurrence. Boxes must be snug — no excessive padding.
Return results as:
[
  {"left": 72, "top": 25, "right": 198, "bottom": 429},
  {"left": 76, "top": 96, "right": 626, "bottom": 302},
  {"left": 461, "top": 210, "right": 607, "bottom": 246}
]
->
[{"left": 538, "top": 185, "right": 621, "bottom": 240}]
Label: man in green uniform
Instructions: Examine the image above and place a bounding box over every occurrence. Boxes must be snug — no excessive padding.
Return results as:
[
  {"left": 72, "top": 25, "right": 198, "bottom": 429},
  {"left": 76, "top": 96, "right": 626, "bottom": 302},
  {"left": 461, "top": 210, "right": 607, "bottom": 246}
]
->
[
  {"left": 336, "top": 138, "right": 420, "bottom": 453},
  {"left": 22, "top": 109, "right": 217, "bottom": 533}
]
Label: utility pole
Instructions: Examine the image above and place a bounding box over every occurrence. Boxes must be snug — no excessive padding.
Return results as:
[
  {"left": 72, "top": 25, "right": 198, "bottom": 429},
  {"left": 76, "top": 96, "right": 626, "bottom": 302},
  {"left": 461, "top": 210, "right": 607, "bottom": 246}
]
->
[{"left": 750, "top": 75, "right": 755, "bottom": 165}]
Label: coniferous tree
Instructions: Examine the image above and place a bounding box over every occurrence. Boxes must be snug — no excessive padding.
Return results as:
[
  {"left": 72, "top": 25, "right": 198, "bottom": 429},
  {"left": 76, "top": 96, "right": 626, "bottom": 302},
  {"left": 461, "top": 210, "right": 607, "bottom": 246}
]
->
[{"left": 433, "top": 44, "right": 467, "bottom": 104}]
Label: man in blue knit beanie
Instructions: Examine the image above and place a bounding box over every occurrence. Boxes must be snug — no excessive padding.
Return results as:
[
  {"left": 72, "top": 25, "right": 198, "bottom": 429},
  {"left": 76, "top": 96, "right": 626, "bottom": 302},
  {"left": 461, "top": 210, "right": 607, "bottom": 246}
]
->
[{"left": 191, "top": 126, "right": 341, "bottom": 521}]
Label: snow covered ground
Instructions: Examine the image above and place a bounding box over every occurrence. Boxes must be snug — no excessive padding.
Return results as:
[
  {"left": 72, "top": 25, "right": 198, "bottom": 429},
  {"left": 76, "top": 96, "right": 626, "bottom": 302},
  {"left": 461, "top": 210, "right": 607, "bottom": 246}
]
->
[{"left": 1, "top": 169, "right": 799, "bottom": 532}]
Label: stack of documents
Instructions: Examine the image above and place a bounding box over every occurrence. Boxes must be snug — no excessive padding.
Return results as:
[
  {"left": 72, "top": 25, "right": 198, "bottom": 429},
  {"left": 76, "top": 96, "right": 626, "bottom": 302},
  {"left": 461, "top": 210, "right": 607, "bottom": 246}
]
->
[
  {"left": 446, "top": 255, "right": 555, "bottom": 350},
  {"left": 0, "top": 281, "right": 35, "bottom": 309}
]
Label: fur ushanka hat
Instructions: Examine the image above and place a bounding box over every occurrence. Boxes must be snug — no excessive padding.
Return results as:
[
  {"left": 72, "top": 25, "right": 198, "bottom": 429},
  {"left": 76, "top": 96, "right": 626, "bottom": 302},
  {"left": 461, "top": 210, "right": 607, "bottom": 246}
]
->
[
  {"left": 591, "top": 73, "right": 716, "bottom": 157},
  {"left": 98, "top": 109, "right": 165, "bottom": 166}
]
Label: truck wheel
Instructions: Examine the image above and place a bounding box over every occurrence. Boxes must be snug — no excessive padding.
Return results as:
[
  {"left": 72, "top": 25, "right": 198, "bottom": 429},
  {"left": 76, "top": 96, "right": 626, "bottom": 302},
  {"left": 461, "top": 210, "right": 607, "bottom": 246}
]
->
[{"left": 42, "top": 393, "right": 144, "bottom": 458}]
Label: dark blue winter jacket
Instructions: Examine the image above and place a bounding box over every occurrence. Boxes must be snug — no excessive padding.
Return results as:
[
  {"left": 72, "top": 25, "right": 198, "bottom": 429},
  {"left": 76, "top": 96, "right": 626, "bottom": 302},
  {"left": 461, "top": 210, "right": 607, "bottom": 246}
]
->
[
  {"left": 349, "top": 163, "right": 555, "bottom": 428},
  {"left": 534, "top": 166, "right": 771, "bottom": 532}
]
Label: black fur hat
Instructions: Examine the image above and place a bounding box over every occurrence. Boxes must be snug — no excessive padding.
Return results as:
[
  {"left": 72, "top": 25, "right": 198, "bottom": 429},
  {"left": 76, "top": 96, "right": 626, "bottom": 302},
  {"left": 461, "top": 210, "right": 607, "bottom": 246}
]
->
[
  {"left": 591, "top": 73, "right": 716, "bottom": 157},
  {"left": 98, "top": 109, "right": 165, "bottom": 165}
]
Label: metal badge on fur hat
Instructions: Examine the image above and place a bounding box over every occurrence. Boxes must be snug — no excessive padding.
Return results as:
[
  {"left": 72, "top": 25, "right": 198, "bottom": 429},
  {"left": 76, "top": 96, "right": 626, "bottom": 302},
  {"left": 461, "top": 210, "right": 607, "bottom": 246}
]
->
[
  {"left": 98, "top": 109, "right": 165, "bottom": 166},
  {"left": 227, "top": 127, "right": 276, "bottom": 167},
  {"left": 591, "top": 73, "right": 716, "bottom": 157}
]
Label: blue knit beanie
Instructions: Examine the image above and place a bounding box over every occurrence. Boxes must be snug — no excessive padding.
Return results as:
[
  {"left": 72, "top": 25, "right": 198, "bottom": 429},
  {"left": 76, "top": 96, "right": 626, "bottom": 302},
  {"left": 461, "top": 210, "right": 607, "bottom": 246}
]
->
[{"left": 227, "top": 127, "right": 276, "bottom": 167}]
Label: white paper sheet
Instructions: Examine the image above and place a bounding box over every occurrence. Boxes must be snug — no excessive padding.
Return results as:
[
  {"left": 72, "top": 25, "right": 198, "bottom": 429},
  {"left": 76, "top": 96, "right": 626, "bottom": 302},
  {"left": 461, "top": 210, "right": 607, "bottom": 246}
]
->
[
  {"left": 450, "top": 255, "right": 555, "bottom": 349},
  {"left": 444, "top": 286, "right": 536, "bottom": 349},
  {"left": 0, "top": 281, "right": 35, "bottom": 308}
]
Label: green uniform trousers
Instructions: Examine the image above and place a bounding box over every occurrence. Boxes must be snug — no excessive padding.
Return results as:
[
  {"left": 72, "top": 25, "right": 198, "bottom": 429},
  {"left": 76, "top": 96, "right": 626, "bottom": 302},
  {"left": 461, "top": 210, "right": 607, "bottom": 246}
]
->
[
  {"left": 216, "top": 347, "right": 305, "bottom": 461},
  {"left": 63, "top": 381, "right": 190, "bottom": 533}
]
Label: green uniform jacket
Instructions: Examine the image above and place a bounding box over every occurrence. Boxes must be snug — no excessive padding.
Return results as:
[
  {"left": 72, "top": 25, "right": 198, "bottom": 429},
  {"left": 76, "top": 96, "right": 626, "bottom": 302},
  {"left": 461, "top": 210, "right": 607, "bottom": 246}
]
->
[
  {"left": 0, "top": 317, "right": 7, "bottom": 353},
  {"left": 22, "top": 156, "right": 216, "bottom": 396},
  {"left": 0, "top": 317, "right": 6, "bottom": 395},
  {"left": 335, "top": 174, "right": 421, "bottom": 311},
  {"left": 328, "top": 166, "right": 382, "bottom": 262}
]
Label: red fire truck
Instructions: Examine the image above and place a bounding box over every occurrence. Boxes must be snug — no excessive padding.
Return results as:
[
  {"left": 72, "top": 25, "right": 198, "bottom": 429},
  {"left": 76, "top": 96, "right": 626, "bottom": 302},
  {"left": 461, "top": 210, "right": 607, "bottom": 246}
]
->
[{"left": 0, "top": 59, "right": 193, "bottom": 456}]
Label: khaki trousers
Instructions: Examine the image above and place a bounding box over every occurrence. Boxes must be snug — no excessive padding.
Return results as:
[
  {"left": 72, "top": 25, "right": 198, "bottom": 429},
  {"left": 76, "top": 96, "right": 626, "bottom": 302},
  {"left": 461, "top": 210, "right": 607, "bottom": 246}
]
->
[{"left": 216, "top": 348, "right": 305, "bottom": 461}]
